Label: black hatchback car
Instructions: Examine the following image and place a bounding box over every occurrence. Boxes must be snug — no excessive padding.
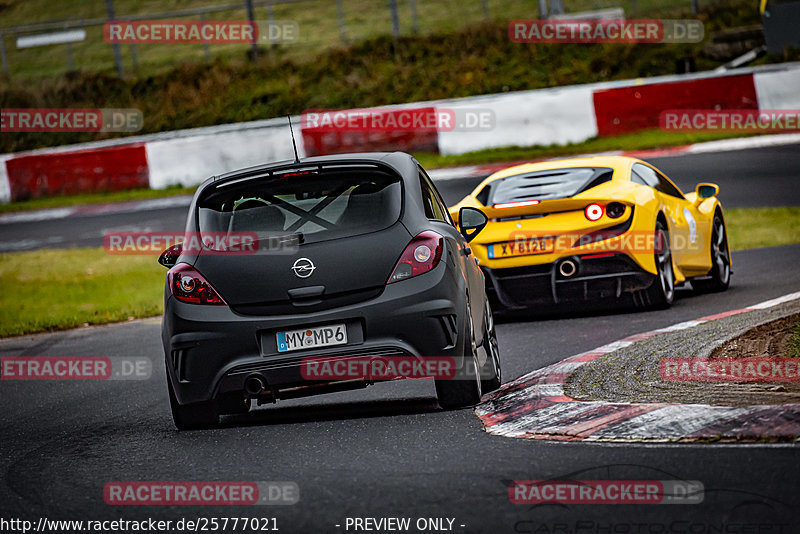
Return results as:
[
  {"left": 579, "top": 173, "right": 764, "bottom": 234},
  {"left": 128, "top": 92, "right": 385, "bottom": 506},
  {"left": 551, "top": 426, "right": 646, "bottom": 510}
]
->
[{"left": 159, "top": 152, "right": 501, "bottom": 429}]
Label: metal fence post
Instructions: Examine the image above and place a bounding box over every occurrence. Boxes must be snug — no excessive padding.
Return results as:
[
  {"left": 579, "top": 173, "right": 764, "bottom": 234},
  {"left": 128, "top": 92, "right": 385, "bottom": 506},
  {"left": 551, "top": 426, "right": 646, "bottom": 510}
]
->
[
  {"left": 267, "top": 4, "right": 276, "bottom": 45},
  {"left": 200, "top": 14, "right": 211, "bottom": 60},
  {"left": 388, "top": 0, "right": 400, "bottom": 38},
  {"left": 538, "top": 0, "right": 548, "bottom": 19},
  {"left": 410, "top": 0, "right": 420, "bottom": 32},
  {"left": 105, "top": 0, "right": 124, "bottom": 77},
  {"left": 692, "top": 0, "right": 699, "bottom": 14},
  {"left": 1, "top": 34, "right": 9, "bottom": 76},
  {"left": 244, "top": 0, "right": 258, "bottom": 59},
  {"left": 336, "top": 0, "right": 347, "bottom": 42},
  {"left": 130, "top": 43, "right": 138, "bottom": 71},
  {"left": 66, "top": 42, "right": 75, "bottom": 71},
  {"left": 481, "top": 0, "right": 489, "bottom": 19}
]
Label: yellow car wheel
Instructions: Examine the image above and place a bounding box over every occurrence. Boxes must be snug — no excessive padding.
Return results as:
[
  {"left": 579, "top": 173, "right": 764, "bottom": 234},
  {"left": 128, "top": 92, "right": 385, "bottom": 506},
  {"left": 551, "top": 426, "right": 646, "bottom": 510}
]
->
[
  {"left": 641, "top": 221, "right": 675, "bottom": 309},
  {"left": 692, "top": 213, "right": 731, "bottom": 293}
]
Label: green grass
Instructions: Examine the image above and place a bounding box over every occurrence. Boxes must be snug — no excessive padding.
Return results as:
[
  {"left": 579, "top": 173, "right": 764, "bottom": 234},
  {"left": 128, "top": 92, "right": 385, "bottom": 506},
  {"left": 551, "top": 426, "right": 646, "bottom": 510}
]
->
[
  {"left": 1, "top": 205, "right": 799, "bottom": 337},
  {"left": 788, "top": 321, "right": 800, "bottom": 358},
  {"left": 0, "top": 0, "right": 696, "bottom": 80},
  {"left": 725, "top": 207, "right": 800, "bottom": 251},
  {"left": 413, "top": 129, "right": 761, "bottom": 169},
  {"left": 0, "top": 248, "right": 165, "bottom": 337}
]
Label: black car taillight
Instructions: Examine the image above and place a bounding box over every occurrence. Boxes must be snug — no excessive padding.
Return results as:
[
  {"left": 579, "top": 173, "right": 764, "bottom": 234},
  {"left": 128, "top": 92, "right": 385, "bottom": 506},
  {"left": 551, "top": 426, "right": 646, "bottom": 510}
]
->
[
  {"left": 387, "top": 231, "right": 444, "bottom": 284},
  {"left": 606, "top": 202, "right": 626, "bottom": 218},
  {"left": 168, "top": 263, "right": 226, "bottom": 305}
]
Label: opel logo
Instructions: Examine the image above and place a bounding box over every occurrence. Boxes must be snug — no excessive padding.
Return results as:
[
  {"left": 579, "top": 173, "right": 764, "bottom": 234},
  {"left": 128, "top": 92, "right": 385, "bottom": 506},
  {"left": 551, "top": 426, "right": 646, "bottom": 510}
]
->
[{"left": 292, "top": 258, "right": 316, "bottom": 279}]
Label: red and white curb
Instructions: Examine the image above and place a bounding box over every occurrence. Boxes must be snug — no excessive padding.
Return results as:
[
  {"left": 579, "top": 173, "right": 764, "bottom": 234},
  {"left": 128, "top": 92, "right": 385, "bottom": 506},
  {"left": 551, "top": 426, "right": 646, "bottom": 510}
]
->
[{"left": 476, "top": 291, "right": 800, "bottom": 442}]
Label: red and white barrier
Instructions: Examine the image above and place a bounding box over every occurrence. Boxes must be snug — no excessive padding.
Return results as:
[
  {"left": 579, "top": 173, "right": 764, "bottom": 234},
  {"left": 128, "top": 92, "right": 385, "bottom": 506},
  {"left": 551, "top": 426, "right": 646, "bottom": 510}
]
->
[
  {"left": 754, "top": 67, "right": 800, "bottom": 110},
  {"left": 1, "top": 62, "right": 799, "bottom": 203},
  {"left": 5, "top": 144, "right": 149, "bottom": 201},
  {"left": 592, "top": 73, "right": 758, "bottom": 137},
  {"left": 436, "top": 85, "right": 598, "bottom": 156},
  {"left": 144, "top": 124, "right": 306, "bottom": 189}
]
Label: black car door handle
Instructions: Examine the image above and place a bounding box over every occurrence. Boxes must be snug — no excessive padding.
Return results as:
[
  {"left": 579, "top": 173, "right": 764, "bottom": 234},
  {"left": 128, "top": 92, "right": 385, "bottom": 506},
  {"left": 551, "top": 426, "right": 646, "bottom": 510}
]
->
[{"left": 288, "top": 285, "right": 326, "bottom": 299}]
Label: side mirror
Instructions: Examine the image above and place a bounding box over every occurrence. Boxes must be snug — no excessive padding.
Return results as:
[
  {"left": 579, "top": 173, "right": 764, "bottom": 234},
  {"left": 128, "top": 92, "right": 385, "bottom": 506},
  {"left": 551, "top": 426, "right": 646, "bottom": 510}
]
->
[
  {"left": 458, "top": 207, "right": 488, "bottom": 243},
  {"left": 694, "top": 183, "right": 719, "bottom": 206},
  {"left": 158, "top": 243, "right": 182, "bottom": 268}
]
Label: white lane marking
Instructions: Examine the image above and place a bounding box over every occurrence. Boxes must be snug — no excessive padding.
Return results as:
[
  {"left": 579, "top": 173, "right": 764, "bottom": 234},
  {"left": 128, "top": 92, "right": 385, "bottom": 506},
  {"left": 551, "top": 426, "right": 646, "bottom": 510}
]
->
[
  {"left": 0, "top": 195, "right": 192, "bottom": 225},
  {"left": 652, "top": 320, "right": 705, "bottom": 333},
  {"left": 686, "top": 132, "right": 800, "bottom": 154},
  {"left": 596, "top": 340, "right": 635, "bottom": 352},
  {"left": 0, "top": 236, "right": 65, "bottom": 252},
  {"left": 747, "top": 291, "right": 800, "bottom": 310},
  {"left": 0, "top": 208, "right": 76, "bottom": 224}
]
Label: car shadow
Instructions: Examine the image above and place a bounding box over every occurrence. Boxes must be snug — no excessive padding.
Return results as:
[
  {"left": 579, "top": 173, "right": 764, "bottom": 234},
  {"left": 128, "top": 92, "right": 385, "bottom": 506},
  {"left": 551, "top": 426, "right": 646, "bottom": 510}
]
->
[
  {"left": 494, "top": 286, "right": 697, "bottom": 323},
  {"left": 219, "top": 396, "right": 443, "bottom": 428}
]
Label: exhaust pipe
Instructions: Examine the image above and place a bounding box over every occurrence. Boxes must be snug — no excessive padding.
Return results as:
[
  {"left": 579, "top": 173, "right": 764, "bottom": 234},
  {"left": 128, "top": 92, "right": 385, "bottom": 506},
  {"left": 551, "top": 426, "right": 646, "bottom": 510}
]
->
[
  {"left": 244, "top": 374, "right": 267, "bottom": 396},
  {"left": 558, "top": 259, "right": 577, "bottom": 278}
]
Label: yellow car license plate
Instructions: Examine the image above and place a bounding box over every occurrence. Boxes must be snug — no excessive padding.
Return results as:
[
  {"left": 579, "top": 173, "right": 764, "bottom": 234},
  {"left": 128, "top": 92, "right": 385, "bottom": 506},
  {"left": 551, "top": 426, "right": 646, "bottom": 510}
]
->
[{"left": 488, "top": 237, "right": 555, "bottom": 258}]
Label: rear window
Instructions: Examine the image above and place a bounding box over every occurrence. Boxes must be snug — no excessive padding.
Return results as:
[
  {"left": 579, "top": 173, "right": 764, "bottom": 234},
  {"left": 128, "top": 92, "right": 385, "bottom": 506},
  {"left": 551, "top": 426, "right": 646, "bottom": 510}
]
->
[
  {"left": 481, "top": 167, "right": 613, "bottom": 205},
  {"left": 196, "top": 168, "right": 402, "bottom": 247}
]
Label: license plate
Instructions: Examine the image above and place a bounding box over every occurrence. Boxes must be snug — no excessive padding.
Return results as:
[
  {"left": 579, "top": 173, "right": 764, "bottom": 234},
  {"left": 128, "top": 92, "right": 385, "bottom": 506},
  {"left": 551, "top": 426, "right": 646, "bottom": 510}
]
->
[
  {"left": 276, "top": 324, "right": 347, "bottom": 353},
  {"left": 489, "top": 237, "right": 555, "bottom": 258}
]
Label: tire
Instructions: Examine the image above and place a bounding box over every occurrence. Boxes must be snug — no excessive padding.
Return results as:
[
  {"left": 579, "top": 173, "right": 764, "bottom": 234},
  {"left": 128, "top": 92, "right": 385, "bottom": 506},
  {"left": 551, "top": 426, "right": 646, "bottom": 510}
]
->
[
  {"left": 642, "top": 220, "right": 675, "bottom": 309},
  {"left": 692, "top": 213, "right": 731, "bottom": 293},
  {"left": 479, "top": 301, "right": 502, "bottom": 393},
  {"left": 435, "top": 303, "right": 483, "bottom": 409},
  {"left": 167, "top": 374, "right": 219, "bottom": 430}
]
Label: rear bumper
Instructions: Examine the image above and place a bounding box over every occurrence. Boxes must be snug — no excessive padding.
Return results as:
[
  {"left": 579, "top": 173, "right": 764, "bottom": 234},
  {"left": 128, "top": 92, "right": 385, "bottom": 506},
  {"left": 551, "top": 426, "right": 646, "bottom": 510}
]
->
[
  {"left": 162, "top": 262, "right": 466, "bottom": 405},
  {"left": 483, "top": 253, "right": 654, "bottom": 309}
]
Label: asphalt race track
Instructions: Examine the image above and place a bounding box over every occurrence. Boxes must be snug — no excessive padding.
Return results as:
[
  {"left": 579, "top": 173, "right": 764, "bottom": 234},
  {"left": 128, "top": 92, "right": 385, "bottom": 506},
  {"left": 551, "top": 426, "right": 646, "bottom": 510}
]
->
[
  {"left": 2, "top": 144, "right": 800, "bottom": 252},
  {"left": 1, "top": 145, "right": 799, "bottom": 532}
]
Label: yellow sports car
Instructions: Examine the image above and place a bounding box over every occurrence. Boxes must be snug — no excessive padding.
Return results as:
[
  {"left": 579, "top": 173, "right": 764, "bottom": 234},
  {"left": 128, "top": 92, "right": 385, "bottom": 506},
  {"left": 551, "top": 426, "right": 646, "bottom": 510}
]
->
[{"left": 449, "top": 155, "right": 731, "bottom": 310}]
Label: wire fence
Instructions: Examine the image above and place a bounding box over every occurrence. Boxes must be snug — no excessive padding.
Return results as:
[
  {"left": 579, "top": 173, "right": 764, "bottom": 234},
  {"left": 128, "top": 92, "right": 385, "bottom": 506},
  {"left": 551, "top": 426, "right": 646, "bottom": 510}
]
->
[{"left": 0, "top": 0, "right": 704, "bottom": 79}]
